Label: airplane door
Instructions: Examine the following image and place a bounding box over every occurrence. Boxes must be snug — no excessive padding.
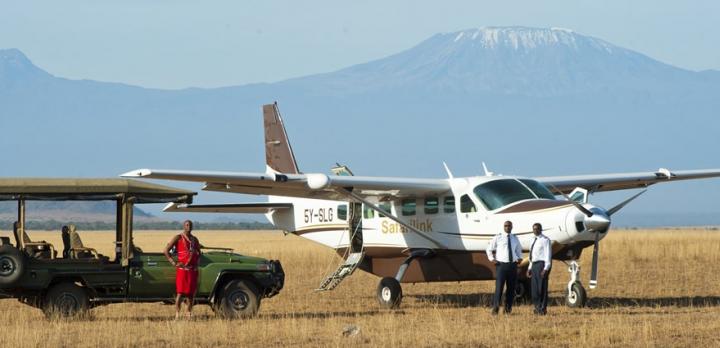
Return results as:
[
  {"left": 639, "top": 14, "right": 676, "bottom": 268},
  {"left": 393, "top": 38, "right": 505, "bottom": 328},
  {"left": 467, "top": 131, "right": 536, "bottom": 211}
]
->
[
  {"left": 348, "top": 202, "right": 363, "bottom": 252},
  {"left": 456, "top": 193, "right": 486, "bottom": 247}
]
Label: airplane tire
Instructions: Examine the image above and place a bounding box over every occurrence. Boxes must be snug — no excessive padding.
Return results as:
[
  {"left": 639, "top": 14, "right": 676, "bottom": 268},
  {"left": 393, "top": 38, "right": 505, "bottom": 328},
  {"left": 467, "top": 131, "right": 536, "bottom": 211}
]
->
[
  {"left": 565, "top": 282, "right": 587, "bottom": 308},
  {"left": 377, "top": 277, "right": 402, "bottom": 309},
  {"left": 43, "top": 282, "right": 90, "bottom": 319},
  {"left": 0, "top": 245, "right": 25, "bottom": 287}
]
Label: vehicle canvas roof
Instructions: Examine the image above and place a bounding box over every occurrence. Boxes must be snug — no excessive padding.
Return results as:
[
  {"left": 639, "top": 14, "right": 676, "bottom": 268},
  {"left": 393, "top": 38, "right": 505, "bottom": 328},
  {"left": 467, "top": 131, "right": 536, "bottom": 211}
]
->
[{"left": 0, "top": 178, "right": 195, "bottom": 203}]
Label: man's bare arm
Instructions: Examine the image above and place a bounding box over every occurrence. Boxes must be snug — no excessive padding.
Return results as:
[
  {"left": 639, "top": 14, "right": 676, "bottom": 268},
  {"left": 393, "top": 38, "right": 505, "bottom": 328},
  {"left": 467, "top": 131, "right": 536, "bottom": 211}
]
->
[{"left": 164, "top": 234, "right": 180, "bottom": 266}]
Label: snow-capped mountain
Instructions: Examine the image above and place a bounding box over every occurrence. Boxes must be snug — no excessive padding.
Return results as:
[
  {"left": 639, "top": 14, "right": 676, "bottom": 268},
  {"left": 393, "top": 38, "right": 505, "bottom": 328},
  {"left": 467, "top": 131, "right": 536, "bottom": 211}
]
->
[{"left": 281, "top": 27, "right": 711, "bottom": 97}]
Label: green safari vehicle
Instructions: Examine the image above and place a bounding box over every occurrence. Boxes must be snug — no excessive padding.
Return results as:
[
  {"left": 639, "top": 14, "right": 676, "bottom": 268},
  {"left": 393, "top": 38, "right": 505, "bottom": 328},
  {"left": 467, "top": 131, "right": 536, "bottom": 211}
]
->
[{"left": 0, "top": 179, "right": 284, "bottom": 318}]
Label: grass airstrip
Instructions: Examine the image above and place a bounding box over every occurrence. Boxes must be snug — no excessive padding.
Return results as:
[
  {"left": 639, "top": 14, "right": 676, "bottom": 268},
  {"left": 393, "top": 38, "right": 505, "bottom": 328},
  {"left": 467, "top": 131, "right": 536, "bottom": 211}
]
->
[{"left": 1, "top": 229, "right": 719, "bottom": 347}]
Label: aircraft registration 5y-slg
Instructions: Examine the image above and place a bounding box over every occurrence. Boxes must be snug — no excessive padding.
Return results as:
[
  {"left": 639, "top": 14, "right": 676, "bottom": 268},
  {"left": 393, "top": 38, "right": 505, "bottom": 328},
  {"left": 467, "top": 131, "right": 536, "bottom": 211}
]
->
[{"left": 122, "top": 103, "right": 720, "bottom": 309}]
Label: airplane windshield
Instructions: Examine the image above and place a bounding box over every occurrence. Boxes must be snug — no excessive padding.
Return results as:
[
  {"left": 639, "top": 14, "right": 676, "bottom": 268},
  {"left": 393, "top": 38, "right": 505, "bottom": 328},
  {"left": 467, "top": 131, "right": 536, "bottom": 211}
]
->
[
  {"left": 519, "top": 179, "right": 556, "bottom": 200},
  {"left": 473, "top": 179, "right": 542, "bottom": 211}
]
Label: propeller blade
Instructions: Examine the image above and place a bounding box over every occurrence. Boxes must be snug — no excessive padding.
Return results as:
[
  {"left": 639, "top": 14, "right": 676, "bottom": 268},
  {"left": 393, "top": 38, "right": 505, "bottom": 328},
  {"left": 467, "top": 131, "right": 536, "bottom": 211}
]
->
[
  {"left": 607, "top": 190, "right": 647, "bottom": 216},
  {"left": 589, "top": 231, "right": 600, "bottom": 289},
  {"left": 549, "top": 184, "right": 594, "bottom": 217}
]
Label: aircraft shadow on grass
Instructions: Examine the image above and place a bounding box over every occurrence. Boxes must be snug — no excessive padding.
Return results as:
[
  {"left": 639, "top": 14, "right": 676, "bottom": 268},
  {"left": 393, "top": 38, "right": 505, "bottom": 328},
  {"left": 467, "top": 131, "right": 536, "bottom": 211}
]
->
[{"left": 410, "top": 294, "right": 720, "bottom": 309}]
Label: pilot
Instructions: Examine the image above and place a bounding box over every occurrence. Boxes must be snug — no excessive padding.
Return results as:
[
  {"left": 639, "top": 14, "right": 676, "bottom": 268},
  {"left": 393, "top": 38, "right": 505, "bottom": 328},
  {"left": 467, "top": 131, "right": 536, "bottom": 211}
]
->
[
  {"left": 486, "top": 220, "right": 523, "bottom": 315},
  {"left": 527, "top": 223, "right": 552, "bottom": 315}
]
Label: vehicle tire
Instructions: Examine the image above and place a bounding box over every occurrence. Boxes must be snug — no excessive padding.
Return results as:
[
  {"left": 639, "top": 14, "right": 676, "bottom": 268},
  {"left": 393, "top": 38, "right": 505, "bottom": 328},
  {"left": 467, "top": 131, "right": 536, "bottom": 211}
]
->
[
  {"left": 565, "top": 282, "right": 587, "bottom": 308},
  {"left": 377, "top": 277, "right": 402, "bottom": 309},
  {"left": 215, "top": 279, "right": 260, "bottom": 319},
  {"left": 0, "top": 245, "right": 25, "bottom": 287},
  {"left": 514, "top": 278, "right": 531, "bottom": 303},
  {"left": 43, "top": 282, "right": 90, "bottom": 319}
]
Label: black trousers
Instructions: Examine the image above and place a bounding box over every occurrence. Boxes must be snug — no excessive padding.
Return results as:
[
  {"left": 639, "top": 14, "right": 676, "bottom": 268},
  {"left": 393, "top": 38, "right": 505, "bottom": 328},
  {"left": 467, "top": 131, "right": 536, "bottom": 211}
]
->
[
  {"left": 493, "top": 262, "right": 517, "bottom": 310},
  {"left": 531, "top": 261, "right": 551, "bottom": 313}
]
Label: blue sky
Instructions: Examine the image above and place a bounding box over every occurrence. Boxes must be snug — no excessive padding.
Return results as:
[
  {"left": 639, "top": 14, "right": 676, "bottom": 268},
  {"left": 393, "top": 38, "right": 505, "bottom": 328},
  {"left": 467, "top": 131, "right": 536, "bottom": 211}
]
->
[{"left": 1, "top": 0, "right": 718, "bottom": 89}]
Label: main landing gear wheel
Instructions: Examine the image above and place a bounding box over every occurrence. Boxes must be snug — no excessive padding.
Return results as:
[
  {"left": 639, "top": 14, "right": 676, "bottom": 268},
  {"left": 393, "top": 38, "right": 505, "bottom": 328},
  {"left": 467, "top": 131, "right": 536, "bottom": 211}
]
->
[
  {"left": 566, "top": 282, "right": 587, "bottom": 308},
  {"left": 377, "top": 277, "right": 402, "bottom": 309}
]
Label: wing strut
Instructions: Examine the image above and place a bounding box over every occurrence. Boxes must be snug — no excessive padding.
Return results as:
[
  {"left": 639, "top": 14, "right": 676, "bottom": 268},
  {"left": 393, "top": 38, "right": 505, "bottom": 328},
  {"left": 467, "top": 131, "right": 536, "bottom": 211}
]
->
[{"left": 338, "top": 188, "right": 447, "bottom": 249}]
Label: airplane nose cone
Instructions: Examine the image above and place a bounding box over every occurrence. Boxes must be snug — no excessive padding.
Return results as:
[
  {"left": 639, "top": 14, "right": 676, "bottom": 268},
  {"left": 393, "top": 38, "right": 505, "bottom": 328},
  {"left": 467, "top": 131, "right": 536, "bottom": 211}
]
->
[{"left": 584, "top": 212, "right": 611, "bottom": 232}]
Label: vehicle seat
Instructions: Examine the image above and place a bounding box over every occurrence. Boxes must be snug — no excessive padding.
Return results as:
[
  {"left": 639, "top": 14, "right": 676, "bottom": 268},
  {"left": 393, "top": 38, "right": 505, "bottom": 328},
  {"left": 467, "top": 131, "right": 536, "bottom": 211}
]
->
[
  {"left": 16, "top": 222, "right": 55, "bottom": 259},
  {"left": 66, "top": 225, "right": 107, "bottom": 262}
]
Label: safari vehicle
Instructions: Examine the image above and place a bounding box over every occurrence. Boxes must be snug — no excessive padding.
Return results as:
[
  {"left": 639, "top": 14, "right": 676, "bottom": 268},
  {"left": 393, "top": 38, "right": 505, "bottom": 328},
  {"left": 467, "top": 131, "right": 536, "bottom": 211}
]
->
[{"left": 0, "top": 179, "right": 284, "bottom": 318}]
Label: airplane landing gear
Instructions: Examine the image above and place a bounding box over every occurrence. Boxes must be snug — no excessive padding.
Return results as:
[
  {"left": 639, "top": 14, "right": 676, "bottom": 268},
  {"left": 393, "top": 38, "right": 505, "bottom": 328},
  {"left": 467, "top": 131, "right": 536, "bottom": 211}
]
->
[
  {"left": 376, "top": 249, "right": 434, "bottom": 309},
  {"left": 565, "top": 260, "right": 587, "bottom": 308},
  {"left": 377, "top": 277, "right": 402, "bottom": 308}
]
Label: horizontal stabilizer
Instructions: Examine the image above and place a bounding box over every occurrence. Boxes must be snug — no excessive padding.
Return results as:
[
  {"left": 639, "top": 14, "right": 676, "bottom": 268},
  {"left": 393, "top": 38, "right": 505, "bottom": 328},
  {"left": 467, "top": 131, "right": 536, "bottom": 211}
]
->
[{"left": 163, "top": 202, "right": 293, "bottom": 214}]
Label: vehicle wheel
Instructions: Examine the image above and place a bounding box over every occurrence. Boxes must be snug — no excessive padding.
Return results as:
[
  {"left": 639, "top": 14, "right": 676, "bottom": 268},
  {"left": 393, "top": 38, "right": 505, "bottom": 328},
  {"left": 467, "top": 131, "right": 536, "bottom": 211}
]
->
[
  {"left": 377, "top": 277, "right": 402, "bottom": 309},
  {"left": 566, "top": 282, "right": 587, "bottom": 308},
  {"left": 514, "top": 278, "right": 531, "bottom": 303},
  {"left": 43, "top": 282, "right": 90, "bottom": 319},
  {"left": 0, "top": 245, "right": 25, "bottom": 287},
  {"left": 215, "top": 279, "right": 260, "bottom": 319}
]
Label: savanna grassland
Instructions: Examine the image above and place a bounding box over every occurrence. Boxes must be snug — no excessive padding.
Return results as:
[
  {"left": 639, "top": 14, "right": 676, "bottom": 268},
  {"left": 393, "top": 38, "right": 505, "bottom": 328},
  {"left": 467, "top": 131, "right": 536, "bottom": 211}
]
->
[{"left": 1, "top": 229, "right": 719, "bottom": 347}]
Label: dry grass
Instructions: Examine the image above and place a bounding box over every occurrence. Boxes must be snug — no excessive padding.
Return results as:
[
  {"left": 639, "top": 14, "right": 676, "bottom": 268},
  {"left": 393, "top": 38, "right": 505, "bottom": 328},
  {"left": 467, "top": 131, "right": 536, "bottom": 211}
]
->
[{"left": 1, "top": 229, "right": 720, "bottom": 347}]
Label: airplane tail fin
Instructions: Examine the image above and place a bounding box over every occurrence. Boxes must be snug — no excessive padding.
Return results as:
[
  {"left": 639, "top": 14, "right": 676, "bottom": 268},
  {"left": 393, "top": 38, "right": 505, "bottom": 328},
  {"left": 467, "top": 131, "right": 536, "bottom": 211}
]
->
[{"left": 263, "top": 102, "right": 300, "bottom": 174}]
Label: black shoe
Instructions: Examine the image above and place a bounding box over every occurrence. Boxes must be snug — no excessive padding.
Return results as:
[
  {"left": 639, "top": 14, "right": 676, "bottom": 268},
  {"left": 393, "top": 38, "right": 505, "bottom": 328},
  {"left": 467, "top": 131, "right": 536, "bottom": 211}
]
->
[
  {"left": 491, "top": 307, "right": 499, "bottom": 316},
  {"left": 503, "top": 308, "right": 512, "bottom": 314}
]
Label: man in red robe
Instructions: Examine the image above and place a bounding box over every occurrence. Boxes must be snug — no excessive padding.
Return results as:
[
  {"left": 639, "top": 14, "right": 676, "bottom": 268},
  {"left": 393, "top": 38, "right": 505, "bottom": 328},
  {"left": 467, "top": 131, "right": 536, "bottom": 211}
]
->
[{"left": 164, "top": 220, "right": 202, "bottom": 319}]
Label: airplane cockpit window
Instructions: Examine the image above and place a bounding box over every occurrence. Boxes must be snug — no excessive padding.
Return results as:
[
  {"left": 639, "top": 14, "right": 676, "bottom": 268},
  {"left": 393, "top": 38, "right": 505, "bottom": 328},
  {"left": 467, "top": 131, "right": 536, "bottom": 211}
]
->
[
  {"left": 460, "top": 194, "right": 476, "bottom": 213},
  {"left": 519, "top": 179, "right": 556, "bottom": 200},
  {"left": 473, "top": 179, "right": 537, "bottom": 211}
]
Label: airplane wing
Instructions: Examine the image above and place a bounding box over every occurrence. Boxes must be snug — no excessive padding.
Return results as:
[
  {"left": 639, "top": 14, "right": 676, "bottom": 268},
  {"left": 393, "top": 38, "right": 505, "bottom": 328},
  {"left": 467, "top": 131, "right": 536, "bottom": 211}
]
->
[
  {"left": 121, "top": 169, "right": 451, "bottom": 201},
  {"left": 163, "top": 202, "right": 293, "bottom": 214},
  {"left": 536, "top": 168, "right": 720, "bottom": 194}
]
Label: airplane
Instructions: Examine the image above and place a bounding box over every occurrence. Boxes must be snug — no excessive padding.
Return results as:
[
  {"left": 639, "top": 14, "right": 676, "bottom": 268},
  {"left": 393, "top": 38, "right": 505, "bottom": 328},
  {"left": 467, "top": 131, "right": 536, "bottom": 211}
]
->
[{"left": 122, "top": 103, "right": 720, "bottom": 309}]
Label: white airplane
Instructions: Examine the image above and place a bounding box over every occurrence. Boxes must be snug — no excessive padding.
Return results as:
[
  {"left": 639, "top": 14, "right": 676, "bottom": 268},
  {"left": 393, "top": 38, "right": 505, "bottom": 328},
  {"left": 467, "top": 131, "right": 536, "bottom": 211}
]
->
[{"left": 122, "top": 103, "right": 720, "bottom": 309}]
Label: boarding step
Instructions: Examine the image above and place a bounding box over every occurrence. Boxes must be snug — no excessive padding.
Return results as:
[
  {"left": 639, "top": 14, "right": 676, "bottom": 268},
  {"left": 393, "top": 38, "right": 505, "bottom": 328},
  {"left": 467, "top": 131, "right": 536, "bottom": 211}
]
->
[{"left": 315, "top": 252, "right": 365, "bottom": 291}]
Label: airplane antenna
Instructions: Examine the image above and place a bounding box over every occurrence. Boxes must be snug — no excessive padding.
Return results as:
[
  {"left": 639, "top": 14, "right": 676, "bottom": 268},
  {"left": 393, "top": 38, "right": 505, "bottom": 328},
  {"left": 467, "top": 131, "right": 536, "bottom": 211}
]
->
[
  {"left": 482, "top": 162, "right": 494, "bottom": 176},
  {"left": 442, "top": 162, "right": 454, "bottom": 179}
]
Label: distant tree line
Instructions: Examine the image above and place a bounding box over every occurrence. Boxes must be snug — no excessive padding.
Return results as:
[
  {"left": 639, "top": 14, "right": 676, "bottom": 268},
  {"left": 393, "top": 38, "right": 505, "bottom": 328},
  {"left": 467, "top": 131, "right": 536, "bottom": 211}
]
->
[{"left": 0, "top": 219, "right": 274, "bottom": 231}]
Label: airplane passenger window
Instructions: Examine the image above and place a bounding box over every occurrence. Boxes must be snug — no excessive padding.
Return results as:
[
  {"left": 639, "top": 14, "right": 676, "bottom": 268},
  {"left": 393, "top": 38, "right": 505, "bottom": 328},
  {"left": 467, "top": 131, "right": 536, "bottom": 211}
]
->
[
  {"left": 443, "top": 196, "right": 455, "bottom": 213},
  {"left": 401, "top": 199, "right": 417, "bottom": 216},
  {"left": 379, "top": 202, "right": 391, "bottom": 217},
  {"left": 424, "top": 197, "right": 439, "bottom": 214},
  {"left": 337, "top": 204, "right": 347, "bottom": 221},
  {"left": 363, "top": 205, "right": 375, "bottom": 219},
  {"left": 460, "top": 194, "right": 477, "bottom": 213}
]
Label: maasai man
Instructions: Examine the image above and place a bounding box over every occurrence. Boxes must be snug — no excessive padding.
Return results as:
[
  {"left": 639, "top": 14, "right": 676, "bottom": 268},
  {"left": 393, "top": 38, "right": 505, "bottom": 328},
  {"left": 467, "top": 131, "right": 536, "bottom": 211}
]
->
[{"left": 164, "top": 220, "right": 202, "bottom": 319}]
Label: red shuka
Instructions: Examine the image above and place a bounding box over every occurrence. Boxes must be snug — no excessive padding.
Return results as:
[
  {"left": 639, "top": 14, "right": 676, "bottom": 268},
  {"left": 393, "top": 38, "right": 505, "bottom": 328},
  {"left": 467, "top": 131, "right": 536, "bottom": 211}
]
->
[{"left": 175, "top": 234, "right": 200, "bottom": 296}]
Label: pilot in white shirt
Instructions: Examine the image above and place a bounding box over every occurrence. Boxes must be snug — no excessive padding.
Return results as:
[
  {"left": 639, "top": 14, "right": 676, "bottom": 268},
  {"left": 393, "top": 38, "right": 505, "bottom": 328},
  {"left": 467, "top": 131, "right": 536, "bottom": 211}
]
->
[
  {"left": 526, "top": 222, "right": 552, "bottom": 315},
  {"left": 485, "top": 220, "right": 523, "bottom": 315}
]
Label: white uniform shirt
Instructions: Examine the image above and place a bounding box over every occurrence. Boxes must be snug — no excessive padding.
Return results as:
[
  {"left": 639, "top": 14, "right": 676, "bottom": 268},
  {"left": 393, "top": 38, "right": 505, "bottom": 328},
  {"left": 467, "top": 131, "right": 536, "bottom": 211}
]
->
[
  {"left": 486, "top": 233, "right": 523, "bottom": 263},
  {"left": 529, "top": 234, "right": 552, "bottom": 271}
]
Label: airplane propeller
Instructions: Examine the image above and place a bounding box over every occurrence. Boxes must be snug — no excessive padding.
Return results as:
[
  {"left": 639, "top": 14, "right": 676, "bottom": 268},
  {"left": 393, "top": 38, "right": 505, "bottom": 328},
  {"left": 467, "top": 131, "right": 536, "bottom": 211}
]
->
[{"left": 551, "top": 185, "right": 647, "bottom": 289}]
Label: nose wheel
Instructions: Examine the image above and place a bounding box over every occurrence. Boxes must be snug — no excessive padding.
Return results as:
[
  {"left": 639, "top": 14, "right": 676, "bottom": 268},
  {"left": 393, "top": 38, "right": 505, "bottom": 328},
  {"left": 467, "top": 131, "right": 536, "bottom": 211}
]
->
[{"left": 565, "top": 260, "right": 587, "bottom": 308}]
